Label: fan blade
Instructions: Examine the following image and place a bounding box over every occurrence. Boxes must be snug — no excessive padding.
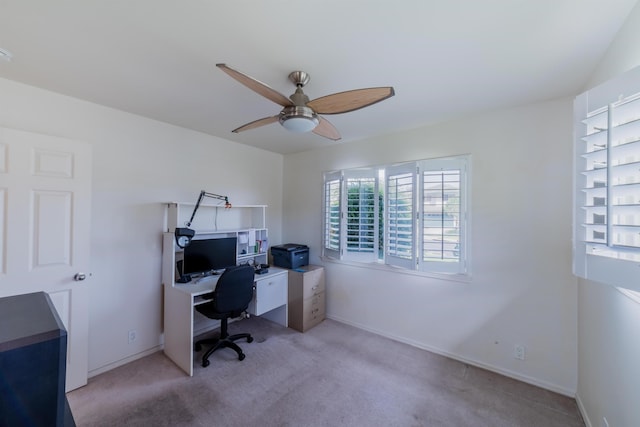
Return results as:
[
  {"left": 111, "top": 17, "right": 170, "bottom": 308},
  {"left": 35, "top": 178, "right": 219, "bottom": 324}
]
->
[
  {"left": 313, "top": 116, "right": 341, "bottom": 141},
  {"left": 217, "top": 64, "right": 293, "bottom": 107},
  {"left": 307, "top": 87, "right": 395, "bottom": 114},
  {"left": 232, "top": 116, "right": 279, "bottom": 133}
]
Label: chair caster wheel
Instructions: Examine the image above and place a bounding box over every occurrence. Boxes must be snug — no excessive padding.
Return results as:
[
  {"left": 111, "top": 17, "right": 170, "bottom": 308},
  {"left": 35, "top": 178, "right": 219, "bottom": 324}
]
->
[
  {"left": 247, "top": 336, "right": 254, "bottom": 343},
  {"left": 202, "top": 359, "right": 210, "bottom": 368},
  {"left": 238, "top": 353, "right": 245, "bottom": 361}
]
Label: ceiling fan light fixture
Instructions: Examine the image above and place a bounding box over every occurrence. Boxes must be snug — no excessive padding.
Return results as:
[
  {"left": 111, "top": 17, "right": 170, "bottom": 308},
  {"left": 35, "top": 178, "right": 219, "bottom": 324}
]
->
[
  {"left": 217, "top": 64, "right": 394, "bottom": 140},
  {"left": 279, "top": 106, "right": 319, "bottom": 133}
]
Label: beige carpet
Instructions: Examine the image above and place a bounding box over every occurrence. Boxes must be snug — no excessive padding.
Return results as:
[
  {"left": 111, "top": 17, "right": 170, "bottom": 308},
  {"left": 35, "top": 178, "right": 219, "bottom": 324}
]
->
[{"left": 67, "top": 318, "right": 584, "bottom": 427}]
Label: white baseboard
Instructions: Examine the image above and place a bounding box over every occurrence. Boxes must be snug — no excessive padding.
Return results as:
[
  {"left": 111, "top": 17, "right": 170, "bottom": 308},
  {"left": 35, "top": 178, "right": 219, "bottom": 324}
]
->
[
  {"left": 327, "top": 314, "right": 576, "bottom": 397},
  {"left": 89, "top": 319, "right": 235, "bottom": 379},
  {"left": 575, "top": 393, "right": 592, "bottom": 427},
  {"left": 88, "top": 346, "right": 162, "bottom": 378}
]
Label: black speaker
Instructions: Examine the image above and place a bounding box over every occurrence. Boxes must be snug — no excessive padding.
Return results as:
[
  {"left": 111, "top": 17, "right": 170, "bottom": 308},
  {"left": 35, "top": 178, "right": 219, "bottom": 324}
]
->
[{"left": 175, "top": 260, "right": 192, "bottom": 283}]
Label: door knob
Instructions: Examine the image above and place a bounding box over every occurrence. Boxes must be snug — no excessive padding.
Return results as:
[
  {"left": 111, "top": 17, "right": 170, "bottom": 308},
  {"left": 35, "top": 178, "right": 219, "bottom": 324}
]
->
[{"left": 74, "top": 273, "right": 87, "bottom": 281}]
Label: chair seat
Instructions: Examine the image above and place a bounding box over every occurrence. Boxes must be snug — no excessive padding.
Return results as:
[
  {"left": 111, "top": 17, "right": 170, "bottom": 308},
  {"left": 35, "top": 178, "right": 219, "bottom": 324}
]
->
[
  {"left": 193, "top": 265, "right": 256, "bottom": 367},
  {"left": 195, "top": 304, "right": 242, "bottom": 320}
]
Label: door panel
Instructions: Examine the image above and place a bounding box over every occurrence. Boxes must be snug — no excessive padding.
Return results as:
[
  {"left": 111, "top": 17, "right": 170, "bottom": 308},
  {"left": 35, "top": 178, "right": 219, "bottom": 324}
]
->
[
  {"left": 32, "top": 190, "right": 73, "bottom": 268},
  {"left": 0, "top": 187, "right": 5, "bottom": 274},
  {"left": 0, "top": 127, "right": 91, "bottom": 391}
]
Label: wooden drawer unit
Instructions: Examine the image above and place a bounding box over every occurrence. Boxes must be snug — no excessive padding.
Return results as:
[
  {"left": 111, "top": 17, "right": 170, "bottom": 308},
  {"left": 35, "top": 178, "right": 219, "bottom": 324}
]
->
[
  {"left": 297, "top": 292, "right": 325, "bottom": 331},
  {"left": 288, "top": 265, "right": 325, "bottom": 332}
]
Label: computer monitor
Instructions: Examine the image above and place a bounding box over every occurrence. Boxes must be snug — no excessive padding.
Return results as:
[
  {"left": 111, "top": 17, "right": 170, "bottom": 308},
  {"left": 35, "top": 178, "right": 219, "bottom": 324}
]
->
[{"left": 183, "top": 237, "right": 237, "bottom": 275}]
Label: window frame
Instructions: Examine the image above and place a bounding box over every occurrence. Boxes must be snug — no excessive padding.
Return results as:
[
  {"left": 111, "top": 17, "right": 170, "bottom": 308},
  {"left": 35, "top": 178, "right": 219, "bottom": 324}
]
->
[
  {"left": 417, "top": 157, "right": 468, "bottom": 275},
  {"left": 323, "top": 171, "right": 342, "bottom": 260},
  {"left": 323, "top": 155, "right": 471, "bottom": 280},
  {"left": 343, "top": 169, "right": 379, "bottom": 263},
  {"left": 385, "top": 162, "right": 417, "bottom": 270},
  {"left": 573, "top": 65, "right": 640, "bottom": 293}
]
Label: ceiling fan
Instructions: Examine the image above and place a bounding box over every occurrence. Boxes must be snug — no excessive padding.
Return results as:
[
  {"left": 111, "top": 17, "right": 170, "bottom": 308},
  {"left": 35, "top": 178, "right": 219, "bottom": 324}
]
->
[{"left": 217, "top": 64, "right": 395, "bottom": 141}]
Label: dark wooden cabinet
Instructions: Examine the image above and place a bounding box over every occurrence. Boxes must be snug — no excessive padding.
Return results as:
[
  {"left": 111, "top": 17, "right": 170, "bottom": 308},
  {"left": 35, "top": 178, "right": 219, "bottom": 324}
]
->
[{"left": 0, "top": 292, "right": 75, "bottom": 427}]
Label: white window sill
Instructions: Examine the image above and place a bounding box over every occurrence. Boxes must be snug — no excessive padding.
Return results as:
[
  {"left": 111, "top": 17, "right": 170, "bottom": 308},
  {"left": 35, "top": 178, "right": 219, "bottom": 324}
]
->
[
  {"left": 617, "top": 287, "right": 640, "bottom": 304},
  {"left": 320, "top": 256, "right": 472, "bottom": 284}
]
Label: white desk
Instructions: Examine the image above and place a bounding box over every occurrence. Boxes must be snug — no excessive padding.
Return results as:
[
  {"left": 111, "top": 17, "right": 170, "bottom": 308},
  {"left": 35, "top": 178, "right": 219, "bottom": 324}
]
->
[{"left": 163, "top": 268, "right": 288, "bottom": 376}]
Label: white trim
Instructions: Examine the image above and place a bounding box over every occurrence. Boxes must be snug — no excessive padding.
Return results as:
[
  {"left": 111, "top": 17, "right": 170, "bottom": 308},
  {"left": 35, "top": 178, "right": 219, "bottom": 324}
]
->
[
  {"left": 617, "top": 287, "right": 640, "bottom": 303},
  {"left": 88, "top": 346, "right": 162, "bottom": 378},
  {"left": 87, "top": 319, "right": 229, "bottom": 378},
  {"left": 168, "top": 203, "right": 267, "bottom": 209},
  {"left": 320, "top": 255, "right": 472, "bottom": 284},
  {"left": 575, "top": 393, "right": 594, "bottom": 427}
]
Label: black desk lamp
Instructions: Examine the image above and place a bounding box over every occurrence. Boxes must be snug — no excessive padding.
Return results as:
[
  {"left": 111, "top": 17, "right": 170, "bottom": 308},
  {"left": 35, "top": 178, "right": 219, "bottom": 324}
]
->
[{"left": 174, "top": 190, "right": 232, "bottom": 248}]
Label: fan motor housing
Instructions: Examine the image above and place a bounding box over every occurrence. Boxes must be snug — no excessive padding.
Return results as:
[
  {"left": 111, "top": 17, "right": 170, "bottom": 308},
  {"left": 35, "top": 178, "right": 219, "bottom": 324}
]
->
[{"left": 279, "top": 106, "right": 319, "bottom": 132}]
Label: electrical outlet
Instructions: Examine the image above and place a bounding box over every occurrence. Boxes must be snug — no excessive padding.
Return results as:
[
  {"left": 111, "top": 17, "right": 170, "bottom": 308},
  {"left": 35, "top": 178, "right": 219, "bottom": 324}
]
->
[
  {"left": 514, "top": 344, "right": 525, "bottom": 360},
  {"left": 128, "top": 329, "right": 137, "bottom": 344}
]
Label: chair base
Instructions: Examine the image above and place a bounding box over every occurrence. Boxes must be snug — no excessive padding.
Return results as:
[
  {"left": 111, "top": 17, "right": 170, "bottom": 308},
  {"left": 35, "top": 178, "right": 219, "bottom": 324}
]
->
[{"left": 194, "top": 319, "right": 253, "bottom": 367}]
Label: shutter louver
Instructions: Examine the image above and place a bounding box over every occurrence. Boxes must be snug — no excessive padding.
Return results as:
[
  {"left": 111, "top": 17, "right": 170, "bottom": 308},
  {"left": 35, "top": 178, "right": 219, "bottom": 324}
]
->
[
  {"left": 419, "top": 157, "right": 468, "bottom": 275},
  {"left": 323, "top": 173, "right": 341, "bottom": 259},
  {"left": 574, "top": 65, "right": 640, "bottom": 292},
  {"left": 345, "top": 172, "right": 378, "bottom": 262},
  {"left": 385, "top": 163, "right": 416, "bottom": 269}
]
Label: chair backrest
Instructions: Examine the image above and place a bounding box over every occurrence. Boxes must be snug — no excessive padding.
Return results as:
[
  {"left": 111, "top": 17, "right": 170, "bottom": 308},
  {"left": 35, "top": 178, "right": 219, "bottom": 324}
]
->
[{"left": 213, "top": 265, "right": 255, "bottom": 315}]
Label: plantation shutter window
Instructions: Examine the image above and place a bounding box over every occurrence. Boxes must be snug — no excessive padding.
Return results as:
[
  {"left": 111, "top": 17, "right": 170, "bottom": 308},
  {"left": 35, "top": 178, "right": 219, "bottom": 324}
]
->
[
  {"left": 323, "top": 171, "right": 342, "bottom": 259},
  {"left": 344, "top": 169, "right": 379, "bottom": 262},
  {"left": 385, "top": 162, "right": 417, "bottom": 269},
  {"left": 322, "top": 155, "right": 470, "bottom": 278},
  {"left": 418, "top": 158, "right": 468, "bottom": 274},
  {"left": 574, "top": 65, "right": 640, "bottom": 292}
]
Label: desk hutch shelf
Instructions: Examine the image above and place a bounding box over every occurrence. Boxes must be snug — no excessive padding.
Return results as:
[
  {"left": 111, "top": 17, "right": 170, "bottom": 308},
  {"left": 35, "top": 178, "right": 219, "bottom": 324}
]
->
[{"left": 166, "top": 202, "right": 268, "bottom": 267}]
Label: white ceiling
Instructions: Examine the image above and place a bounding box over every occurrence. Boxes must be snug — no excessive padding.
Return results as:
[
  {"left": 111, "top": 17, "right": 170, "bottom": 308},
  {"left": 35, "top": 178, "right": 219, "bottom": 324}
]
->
[{"left": 0, "top": 1, "right": 637, "bottom": 154}]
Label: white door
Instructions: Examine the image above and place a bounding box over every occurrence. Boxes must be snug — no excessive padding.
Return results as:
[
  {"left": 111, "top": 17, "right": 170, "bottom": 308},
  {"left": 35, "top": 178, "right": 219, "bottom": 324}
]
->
[{"left": 0, "top": 127, "right": 91, "bottom": 391}]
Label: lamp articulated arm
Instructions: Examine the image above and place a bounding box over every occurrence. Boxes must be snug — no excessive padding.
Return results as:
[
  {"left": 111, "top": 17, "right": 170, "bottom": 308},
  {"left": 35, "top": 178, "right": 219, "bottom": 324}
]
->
[
  {"left": 186, "top": 190, "right": 232, "bottom": 227},
  {"left": 175, "top": 190, "right": 232, "bottom": 248}
]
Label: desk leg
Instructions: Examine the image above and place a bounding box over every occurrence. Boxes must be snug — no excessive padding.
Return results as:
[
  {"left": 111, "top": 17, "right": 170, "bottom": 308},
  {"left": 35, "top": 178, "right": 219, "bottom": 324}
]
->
[
  {"left": 163, "top": 286, "right": 194, "bottom": 376},
  {"left": 259, "top": 304, "right": 287, "bottom": 327}
]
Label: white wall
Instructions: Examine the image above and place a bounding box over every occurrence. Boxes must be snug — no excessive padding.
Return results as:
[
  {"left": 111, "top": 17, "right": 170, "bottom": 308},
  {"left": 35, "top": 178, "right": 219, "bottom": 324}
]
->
[
  {"left": 0, "top": 77, "right": 284, "bottom": 375},
  {"left": 576, "top": 2, "right": 640, "bottom": 426},
  {"left": 282, "top": 97, "right": 578, "bottom": 395},
  {"left": 577, "top": 283, "right": 640, "bottom": 426}
]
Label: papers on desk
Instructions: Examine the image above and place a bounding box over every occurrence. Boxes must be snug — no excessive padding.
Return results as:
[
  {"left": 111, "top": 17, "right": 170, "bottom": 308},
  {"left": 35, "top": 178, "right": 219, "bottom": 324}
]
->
[{"left": 238, "top": 229, "right": 257, "bottom": 247}]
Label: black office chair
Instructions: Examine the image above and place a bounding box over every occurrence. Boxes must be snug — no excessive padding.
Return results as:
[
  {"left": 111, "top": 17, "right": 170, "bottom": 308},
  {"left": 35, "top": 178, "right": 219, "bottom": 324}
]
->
[{"left": 194, "top": 265, "right": 255, "bottom": 367}]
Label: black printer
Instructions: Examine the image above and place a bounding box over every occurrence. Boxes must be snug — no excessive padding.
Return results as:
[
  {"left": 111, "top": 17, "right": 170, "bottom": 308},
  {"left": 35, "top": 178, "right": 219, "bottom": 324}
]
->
[{"left": 271, "top": 243, "right": 309, "bottom": 269}]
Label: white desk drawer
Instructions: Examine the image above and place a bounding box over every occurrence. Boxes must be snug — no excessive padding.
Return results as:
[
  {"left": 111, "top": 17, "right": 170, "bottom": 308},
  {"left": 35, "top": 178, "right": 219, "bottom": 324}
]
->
[{"left": 249, "top": 272, "right": 287, "bottom": 316}]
